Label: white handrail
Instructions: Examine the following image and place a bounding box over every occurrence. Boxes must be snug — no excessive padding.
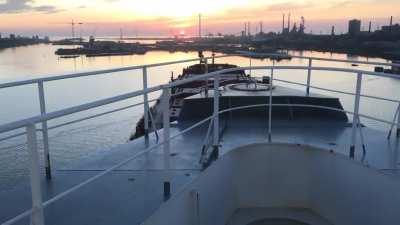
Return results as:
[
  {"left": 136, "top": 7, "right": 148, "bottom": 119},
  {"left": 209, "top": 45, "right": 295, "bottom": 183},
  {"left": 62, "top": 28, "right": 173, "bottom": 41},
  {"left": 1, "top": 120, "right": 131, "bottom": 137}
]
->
[
  {"left": 0, "top": 55, "right": 232, "bottom": 89},
  {"left": 0, "top": 100, "right": 158, "bottom": 144},
  {"left": 273, "top": 78, "right": 400, "bottom": 103},
  {"left": 2, "top": 56, "right": 400, "bottom": 225},
  {"left": 0, "top": 53, "right": 399, "bottom": 90},
  {"left": 1, "top": 65, "right": 399, "bottom": 135},
  {"left": 240, "top": 52, "right": 400, "bottom": 67},
  {"left": 2, "top": 101, "right": 396, "bottom": 225}
]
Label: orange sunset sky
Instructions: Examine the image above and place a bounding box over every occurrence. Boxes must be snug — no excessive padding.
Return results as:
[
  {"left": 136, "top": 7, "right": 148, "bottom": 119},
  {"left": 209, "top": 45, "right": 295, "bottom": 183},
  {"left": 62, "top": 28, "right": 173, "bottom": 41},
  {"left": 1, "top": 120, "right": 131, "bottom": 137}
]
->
[{"left": 0, "top": 0, "right": 399, "bottom": 37}]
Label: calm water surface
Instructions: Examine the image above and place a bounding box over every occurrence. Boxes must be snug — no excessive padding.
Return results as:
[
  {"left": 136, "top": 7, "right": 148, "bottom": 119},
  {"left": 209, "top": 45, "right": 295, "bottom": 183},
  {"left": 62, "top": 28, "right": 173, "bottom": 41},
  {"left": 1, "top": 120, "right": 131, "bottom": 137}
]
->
[{"left": 0, "top": 44, "right": 398, "bottom": 190}]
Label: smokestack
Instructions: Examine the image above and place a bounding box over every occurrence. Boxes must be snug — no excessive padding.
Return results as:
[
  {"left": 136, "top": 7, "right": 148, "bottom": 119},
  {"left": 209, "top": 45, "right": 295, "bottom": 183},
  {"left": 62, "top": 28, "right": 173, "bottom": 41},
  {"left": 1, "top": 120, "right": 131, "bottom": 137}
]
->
[
  {"left": 282, "top": 14, "right": 285, "bottom": 34},
  {"left": 390, "top": 16, "right": 393, "bottom": 26},
  {"left": 260, "top": 21, "right": 263, "bottom": 34},
  {"left": 368, "top": 21, "right": 372, "bottom": 33},
  {"left": 244, "top": 22, "right": 247, "bottom": 36},
  {"left": 288, "top": 13, "right": 291, "bottom": 30},
  {"left": 248, "top": 22, "right": 251, "bottom": 36}
]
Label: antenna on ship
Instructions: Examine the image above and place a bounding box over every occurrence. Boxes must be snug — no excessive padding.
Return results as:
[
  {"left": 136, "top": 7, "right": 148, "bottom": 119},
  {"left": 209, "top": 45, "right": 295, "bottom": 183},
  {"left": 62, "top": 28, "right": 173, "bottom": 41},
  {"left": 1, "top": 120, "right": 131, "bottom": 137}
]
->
[
  {"left": 198, "top": 14, "right": 202, "bottom": 38},
  {"left": 119, "top": 28, "right": 123, "bottom": 42},
  {"left": 72, "top": 20, "right": 75, "bottom": 38}
]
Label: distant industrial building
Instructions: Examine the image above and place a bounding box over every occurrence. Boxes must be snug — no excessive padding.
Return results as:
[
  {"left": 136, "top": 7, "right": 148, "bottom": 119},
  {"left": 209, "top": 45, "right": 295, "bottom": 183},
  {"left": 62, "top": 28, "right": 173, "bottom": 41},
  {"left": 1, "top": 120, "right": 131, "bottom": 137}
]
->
[
  {"left": 348, "top": 19, "right": 361, "bottom": 36},
  {"left": 381, "top": 24, "right": 400, "bottom": 33}
]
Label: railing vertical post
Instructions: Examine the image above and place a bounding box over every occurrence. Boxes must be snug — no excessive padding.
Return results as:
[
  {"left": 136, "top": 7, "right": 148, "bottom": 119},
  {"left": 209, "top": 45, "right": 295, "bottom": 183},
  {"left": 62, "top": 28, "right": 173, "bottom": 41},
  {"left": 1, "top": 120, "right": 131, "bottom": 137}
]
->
[
  {"left": 268, "top": 62, "right": 274, "bottom": 142},
  {"left": 204, "top": 59, "right": 209, "bottom": 96},
  {"left": 38, "top": 81, "right": 51, "bottom": 180},
  {"left": 397, "top": 102, "right": 400, "bottom": 138},
  {"left": 306, "top": 58, "right": 312, "bottom": 96},
  {"left": 350, "top": 72, "right": 363, "bottom": 159},
  {"left": 142, "top": 67, "right": 150, "bottom": 141},
  {"left": 249, "top": 57, "right": 252, "bottom": 76},
  {"left": 212, "top": 74, "right": 220, "bottom": 159},
  {"left": 162, "top": 87, "right": 171, "bottom": 200},
  {"left": 26, "top": 124, "right": 45, "bottom": 225}
]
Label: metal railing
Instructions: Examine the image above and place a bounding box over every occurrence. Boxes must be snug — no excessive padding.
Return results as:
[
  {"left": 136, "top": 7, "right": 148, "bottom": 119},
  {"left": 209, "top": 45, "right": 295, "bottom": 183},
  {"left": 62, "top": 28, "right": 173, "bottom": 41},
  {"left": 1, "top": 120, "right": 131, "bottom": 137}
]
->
[{"left": 1, "top": 53, "right": 400, "bottom": 225}]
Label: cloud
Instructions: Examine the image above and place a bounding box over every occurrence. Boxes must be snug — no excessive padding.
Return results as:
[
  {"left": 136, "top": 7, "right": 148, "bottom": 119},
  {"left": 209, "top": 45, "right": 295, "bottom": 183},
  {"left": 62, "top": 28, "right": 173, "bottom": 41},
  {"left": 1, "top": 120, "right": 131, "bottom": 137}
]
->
[
  {"left": 329, "top": 0, "right": 354, "bottom": 9},
  {"left": 0, "top": 0, "right": 61, "bottom": 14},
  {"left": 266, "top": 1, "right": 315, "bottom": 11}
]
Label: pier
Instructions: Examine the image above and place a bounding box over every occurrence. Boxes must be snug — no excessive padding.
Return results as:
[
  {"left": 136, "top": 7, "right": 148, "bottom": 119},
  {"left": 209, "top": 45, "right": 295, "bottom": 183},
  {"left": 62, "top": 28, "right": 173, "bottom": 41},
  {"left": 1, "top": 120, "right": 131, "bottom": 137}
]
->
[{"left": 0, "top": 35, "right": 50, "bottom": 49}]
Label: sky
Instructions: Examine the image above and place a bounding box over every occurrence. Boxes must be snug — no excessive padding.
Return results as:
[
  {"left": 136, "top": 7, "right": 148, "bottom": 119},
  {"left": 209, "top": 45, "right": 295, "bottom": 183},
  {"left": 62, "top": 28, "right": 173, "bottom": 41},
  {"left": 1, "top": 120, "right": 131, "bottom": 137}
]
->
[{"left": 0, "top": 0, "right": 399, "bottom": 37}]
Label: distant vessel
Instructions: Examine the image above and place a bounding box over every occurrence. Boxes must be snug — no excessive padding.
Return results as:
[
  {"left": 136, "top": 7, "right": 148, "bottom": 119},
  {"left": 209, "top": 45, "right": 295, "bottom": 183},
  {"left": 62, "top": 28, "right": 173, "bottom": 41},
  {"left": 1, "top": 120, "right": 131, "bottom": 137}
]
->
[
  {"left": 59, "top": 55, "right": 79, "bottom": 59},
  {"left": 130, "top": 57, "right": 250, "bottom": 140},
  {"left": 55, "top": 36, "right": 147, "bottom": 57}
]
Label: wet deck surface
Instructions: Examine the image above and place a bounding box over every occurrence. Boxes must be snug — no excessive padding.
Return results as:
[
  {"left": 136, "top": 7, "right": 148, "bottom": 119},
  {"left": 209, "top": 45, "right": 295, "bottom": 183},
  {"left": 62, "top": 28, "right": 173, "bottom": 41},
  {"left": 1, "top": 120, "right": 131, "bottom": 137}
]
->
[
  {"left": 227, "top": 208, "right": 333, "bottom": 225},
  {"left": 1, "top": 117, "right": 400, "bottom": 225}
]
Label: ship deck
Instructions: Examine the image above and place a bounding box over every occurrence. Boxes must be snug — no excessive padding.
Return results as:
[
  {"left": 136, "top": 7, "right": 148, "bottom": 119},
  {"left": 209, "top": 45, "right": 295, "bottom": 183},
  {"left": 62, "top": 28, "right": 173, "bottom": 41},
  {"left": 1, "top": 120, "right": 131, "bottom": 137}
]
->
[
  {"left": 226, "top": 208, "right": 333, "bottom": 225},
  {"left": 1, "top": 116, "right": 399, "bottom": 225}
]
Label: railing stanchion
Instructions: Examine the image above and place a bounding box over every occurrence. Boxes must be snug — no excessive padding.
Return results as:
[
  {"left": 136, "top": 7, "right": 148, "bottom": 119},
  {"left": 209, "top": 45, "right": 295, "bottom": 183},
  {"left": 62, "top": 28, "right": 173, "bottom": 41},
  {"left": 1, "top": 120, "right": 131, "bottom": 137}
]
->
[
  {"left": 204, "top": 59, "right": 209, "bottom": 96},
  {"left": 27, "top": 124, "right": 45, "bottom": 225},
  {"left": 387, "top": 103, "right": 400, "bottom": 139},
  {"left": 38, "top": 81, "right": 51, "bottom": 179},
  {"left": 142, "top": 67, "right": 150, "bottom": 142},
  {"left": 190, "top": 190, "right": 201, "bottom": 225},
  {"left": 397, "top": 102, "right": 400, "bottom": 138},
  {"left": 268, "top": 62, "right": 274, "bottom": 142},
  {"left": 306, "top": 58, "right": 312, "bottom": 96},
  {"left": 249, "top": 57, "right": 252, "bottom": 76},
  {"left": 350, "top": 72, "right": 363, "bottom": 159},
  {"left": 213, "top": 74, "right": 220, "bottom": 159},
  {"left": 162, "top": 87, "right": 171, "bottom": 200}
]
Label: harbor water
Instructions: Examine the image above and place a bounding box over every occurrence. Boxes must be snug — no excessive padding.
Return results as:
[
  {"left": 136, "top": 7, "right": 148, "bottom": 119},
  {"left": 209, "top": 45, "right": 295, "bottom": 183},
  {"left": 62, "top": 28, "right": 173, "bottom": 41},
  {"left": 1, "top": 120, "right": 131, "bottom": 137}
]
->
[{"left": 0, "top": 43, "right": 398, "bottom": 192}]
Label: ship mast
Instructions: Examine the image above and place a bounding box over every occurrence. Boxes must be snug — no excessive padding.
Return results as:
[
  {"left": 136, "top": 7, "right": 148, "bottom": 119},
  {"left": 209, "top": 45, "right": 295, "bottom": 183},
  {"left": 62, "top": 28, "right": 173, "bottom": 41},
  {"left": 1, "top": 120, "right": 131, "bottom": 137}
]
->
[{"left": 198, "top": 14, "right": 202, "bottom": 38}]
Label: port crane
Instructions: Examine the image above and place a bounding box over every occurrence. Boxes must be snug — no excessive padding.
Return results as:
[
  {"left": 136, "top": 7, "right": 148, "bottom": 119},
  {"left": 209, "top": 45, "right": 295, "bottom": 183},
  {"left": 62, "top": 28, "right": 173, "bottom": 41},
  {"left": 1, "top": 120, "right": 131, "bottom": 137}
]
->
[
  {"left": 70, "top": 20, "right": 83, "bottom": 39},
  {"left": 54, "top": 20, "right": 83, "bottom": 39}
]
